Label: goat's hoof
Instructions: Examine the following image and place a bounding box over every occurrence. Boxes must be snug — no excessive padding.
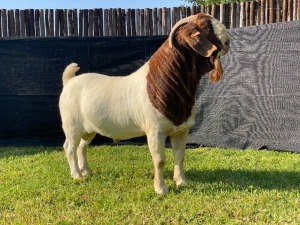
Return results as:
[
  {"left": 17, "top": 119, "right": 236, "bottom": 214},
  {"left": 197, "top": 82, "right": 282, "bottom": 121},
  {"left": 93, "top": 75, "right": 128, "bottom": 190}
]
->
[
  {"left": 155, "top": 185, "right": 169, "bottom": 195},
  {"left": 81, "top": 169, "right": 92, "bottom": 177},
  {"left": 71, "top": 172, "right": 83, "bottom": 179},
  {"left": 174, "top": 177, "right": 188, "bottom": 187}
]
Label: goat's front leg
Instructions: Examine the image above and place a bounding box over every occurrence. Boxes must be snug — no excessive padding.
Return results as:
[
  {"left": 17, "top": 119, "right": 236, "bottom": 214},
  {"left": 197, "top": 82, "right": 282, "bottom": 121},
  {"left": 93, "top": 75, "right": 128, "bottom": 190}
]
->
[
  {"left": 147, "top": 131, "right": 168, "bottom": 194},
  {"left": 170, "top": 129, "right": 189, "bottom": 186}
]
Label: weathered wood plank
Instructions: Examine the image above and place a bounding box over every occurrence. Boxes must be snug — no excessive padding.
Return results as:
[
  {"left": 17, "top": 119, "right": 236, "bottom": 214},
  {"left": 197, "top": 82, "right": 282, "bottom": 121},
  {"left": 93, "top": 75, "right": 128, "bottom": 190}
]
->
[
  {"left": 1, "top": 9, "right": 7, "bottom": 37},
  {"left": 157, "top": 8, "right": 162, "bottom": 35},
  {"left": 83, "top": 9, "right": 88, "bottom": 36},
  {"left": 131, "top": 9, "right": 136, "bottom": 36},
  {"left": 8, "top": 10, "right": 16, "bottom": 37},
  {"left": 89, "top": 9, "right": 94, "bottom": 36},
  {"left": 39, "top": 9, "right": 45, "bottom": 37},
  {"left": 144, "top": 8, "right": 150, "bottom": 36},
  {"left": 35, "top": 9, "right": 40, "bottom": 36},
  {"left": 116, "top": 8, "right": 123, "bottom": 36},
  {"left": 15, "top": 9, "right": 20, "bottom": 36},
  {"left": 153, "top": 8, "right": 158, "bottom": 36}
]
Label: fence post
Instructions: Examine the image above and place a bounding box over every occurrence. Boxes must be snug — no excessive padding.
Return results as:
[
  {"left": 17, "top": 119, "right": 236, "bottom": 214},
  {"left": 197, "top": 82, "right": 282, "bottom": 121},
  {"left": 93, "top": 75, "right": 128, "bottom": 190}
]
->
[
  {"left": 40, "top": 9, "right": 45, "bottom": 37},
  {"left": 240, "top": 2, "right": 245, "bottom": 27},
  {"left": 2, "top": 9, "right": 7, "bottom": 37},
  {"left": 35, "top": 9, "right": 40, "bottom": 37},
  {"left": 126, "top": 9, "right": 131, "bottom": 36},
  {"left": 20, "top": 10, "right": 25, "bottom": 37},
  {"left": 8, "top": 10, "right": 16, "bottom": 37},
  {"left": 15, "top": 9, "right": 21, "bottom": 37},
  {"left": 144, "top": 8, "right": 150, "bottom": 36},
  {"left": 276, "top": 0, "right": 281, "bottom": 22},
  {"left": 131, "top": 9, "right": 136, "bottom": 36},
  {"left": 153, "top": 8, "right": 158, "bottom": 36},
  {"left": 157, "top": 8, "right": 162, "bottom": 35}
]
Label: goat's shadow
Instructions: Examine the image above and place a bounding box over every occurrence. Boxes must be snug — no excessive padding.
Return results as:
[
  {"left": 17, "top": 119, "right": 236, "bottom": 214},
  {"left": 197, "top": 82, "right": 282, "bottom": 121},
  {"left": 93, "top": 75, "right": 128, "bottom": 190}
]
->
[{"left": 166, "top": 169, "right": 300, "bottom": 192}]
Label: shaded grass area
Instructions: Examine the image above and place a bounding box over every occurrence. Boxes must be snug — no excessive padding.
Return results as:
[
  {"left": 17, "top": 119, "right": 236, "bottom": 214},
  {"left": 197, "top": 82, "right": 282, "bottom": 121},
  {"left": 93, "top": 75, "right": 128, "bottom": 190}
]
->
[{"left": 0, "top": 145, "right": 299, "bottom": 224}]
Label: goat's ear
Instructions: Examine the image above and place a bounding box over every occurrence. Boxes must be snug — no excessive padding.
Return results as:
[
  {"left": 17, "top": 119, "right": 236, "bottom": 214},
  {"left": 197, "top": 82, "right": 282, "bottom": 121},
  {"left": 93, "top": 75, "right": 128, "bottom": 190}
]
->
[{"left": 186, "top": 31, "right": 217, "bottom": 57}]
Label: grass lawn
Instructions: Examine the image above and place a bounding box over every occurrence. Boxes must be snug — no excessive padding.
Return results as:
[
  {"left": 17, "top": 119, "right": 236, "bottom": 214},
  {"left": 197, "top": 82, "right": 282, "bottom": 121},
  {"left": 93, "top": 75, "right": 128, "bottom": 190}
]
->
[{"left": 0, "top": 145, "right": 299, "bottom": 224}]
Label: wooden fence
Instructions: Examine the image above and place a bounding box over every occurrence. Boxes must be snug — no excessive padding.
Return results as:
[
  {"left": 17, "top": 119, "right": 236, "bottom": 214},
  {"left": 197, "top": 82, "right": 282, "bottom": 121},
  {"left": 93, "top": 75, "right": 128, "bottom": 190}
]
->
[{"left": 0, "top": 0, "right": 299, "bottom": 37}]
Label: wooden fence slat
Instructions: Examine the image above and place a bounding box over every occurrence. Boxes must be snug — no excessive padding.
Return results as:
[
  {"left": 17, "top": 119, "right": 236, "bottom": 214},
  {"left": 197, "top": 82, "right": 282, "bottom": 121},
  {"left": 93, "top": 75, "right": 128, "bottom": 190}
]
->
[
  {"left": 224, "top": 4, "right": 230, "bottom": 28},
  {"left": 131, "top": 9, "right": 136, "bottom": 36},
  {"left": 140, "top": 9, "right": 144, "bottom": 35},
  {"left": 40, "top": 10, "right": 45, "bottom": 37},
  {"left": 287, "top": 0, "right": 292, "bottom": 21},
  {"left": 94, "top": 9, "right": 99, "bottom": 36},
  {"left": 59, "top": 10, "right": 64, "bottom": 36},
  {"left": 276, "top": 0, "right": 281, "bottom": 22},
  {"left": 144, "top": 8, "right": 150, "bottom": 36},
  {"left": 220, "top": 4, "right": 225, "bottom": 24},
  {"left": 78, "top": 10, "right": 83, "bottom": 36},
  {"left": 20, "top": 10, "right": 25, "bottom": 37},
  {"left": 126, "top": 9, "right": 131, "bottom": 36},
  {"left": 45, "top": 9, "right": 49, "bottom": 36},
  {"left": 68, "top": 10, "right": 73, "bottom": 36},
  {"left": 181, "top": 6, "right": 186, "bottom": 18},
  {"left": 117, "top": 8, "right": 122, "bottom": 36},
  {"left": 54, "top": 9, "right": 59, "bottom": 36},
  {"left": 149, "top": 8, "right": 153, "bottom": 36},
  {"left": 153, "top": 8, "right": 158, "bottom": 35},
  {"left": 35, "top": 9, "right": 40, "bottom": 36},
  {"left": 83, "top": 9, "right": 88, "bottom": 36},
  {"left": 8, "top": 10, "right": 16, "bottom": 37},
  {"left": 157, "top": 8, "right": 162, "bottom": 35},
  {"left": 63, "top": 9, "right": 68, "bottom": 36},
  {"left": 98, "top": 8, "right": 103, "bottom": 36},
  {"left": 103, "top": 9, "right": 108, "bottom": 36},
  {"left": 166, "top": 8, "right": 171, "bottom": 34},
  {"left": 162, "top": 7, "right": 167, "bottom": 35},
  {"left": 240, "top": 2, "right": 245, "bottom": 27},
  {"left": 89, "top": 9, "right": 94, "bottom": 36},
  {"left": 15, "top": 10, "right": 20, "bottom": 36},
  {"left": 48, "top": 9, "right": 54, "bottom": 36},
  {"left": 2, "top": 9, "right": 7, "bottom": 37},
  {"left": 29, "top": 9, "right": 34, "bottom": 36},
  {"left": 25, "top": 9, "right": 31, "bottom": 36},
  {"left": 136, "top": 9, "right": 141, "bottom": 36}
]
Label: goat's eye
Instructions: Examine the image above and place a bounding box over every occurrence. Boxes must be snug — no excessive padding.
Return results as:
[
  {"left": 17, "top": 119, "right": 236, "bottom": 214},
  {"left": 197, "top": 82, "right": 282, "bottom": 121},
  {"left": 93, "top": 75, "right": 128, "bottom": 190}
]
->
[{"left": 225, "top": 40, "right": 230, "bottom": 46}]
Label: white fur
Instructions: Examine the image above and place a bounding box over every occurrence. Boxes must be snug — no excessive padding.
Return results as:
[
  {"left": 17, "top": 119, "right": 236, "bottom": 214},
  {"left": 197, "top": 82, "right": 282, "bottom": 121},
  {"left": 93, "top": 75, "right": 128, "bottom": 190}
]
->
[
  {"left": 59, "top": 62, "right": 195, "bottom": 194},
  {"left": 211, "top": 18, "right": 230, "bottom": 57}
]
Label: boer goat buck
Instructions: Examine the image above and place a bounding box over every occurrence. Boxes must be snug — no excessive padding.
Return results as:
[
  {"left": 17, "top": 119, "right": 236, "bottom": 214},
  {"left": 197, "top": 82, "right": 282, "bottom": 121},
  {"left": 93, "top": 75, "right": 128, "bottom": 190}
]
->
[{"left": 59, "top": 13, "right": 230, "bottom": 194}]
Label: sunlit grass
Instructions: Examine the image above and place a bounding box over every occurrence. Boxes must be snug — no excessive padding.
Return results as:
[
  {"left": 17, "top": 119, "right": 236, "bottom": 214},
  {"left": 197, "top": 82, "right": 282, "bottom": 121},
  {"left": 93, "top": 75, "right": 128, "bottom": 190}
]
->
[{"left": 0, "top": 145, "right": 299, "bottom": 224}]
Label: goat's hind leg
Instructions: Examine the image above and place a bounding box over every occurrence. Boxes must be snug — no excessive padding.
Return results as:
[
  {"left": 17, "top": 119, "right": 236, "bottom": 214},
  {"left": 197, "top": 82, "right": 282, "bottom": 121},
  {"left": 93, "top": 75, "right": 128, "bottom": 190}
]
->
[
  {"left": 77, "top": 133, "right": 96, "bottom": 177},
  {"left": 64, "top": 137, "right": 82, "bottom": 179}
]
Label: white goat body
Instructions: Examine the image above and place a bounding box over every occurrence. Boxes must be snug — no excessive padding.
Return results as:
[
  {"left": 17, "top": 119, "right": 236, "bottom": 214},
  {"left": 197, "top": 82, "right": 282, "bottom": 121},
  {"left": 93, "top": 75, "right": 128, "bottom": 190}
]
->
[{"left": 59, "top": 13, "right": 230, "bottom": 194}]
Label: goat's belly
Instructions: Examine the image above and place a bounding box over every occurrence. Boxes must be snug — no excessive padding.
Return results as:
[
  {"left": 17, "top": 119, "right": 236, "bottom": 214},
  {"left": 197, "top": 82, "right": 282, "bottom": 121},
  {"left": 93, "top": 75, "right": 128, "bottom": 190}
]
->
[{"left": 84, "top": 118, "right": 145, "bottom": 141}]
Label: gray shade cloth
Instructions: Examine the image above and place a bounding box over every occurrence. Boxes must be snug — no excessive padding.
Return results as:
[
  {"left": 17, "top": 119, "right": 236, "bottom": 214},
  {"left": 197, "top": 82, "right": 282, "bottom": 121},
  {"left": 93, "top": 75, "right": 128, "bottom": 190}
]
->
[{"left": 188, "top": 21, "right": 300, "bottom": 152}]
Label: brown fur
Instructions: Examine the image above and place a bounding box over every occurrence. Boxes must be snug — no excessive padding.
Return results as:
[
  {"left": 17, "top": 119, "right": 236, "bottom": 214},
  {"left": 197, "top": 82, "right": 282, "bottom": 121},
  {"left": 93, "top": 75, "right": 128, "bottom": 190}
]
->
[{"left": 146, "top": 14, "right": 223, "bottom": 126}]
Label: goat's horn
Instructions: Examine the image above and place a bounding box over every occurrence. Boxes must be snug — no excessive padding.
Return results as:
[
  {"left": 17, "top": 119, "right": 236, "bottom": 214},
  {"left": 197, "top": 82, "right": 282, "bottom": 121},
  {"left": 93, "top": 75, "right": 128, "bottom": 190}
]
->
[{"left": 169, "top": 15, "right": 197, "bottom": 48}]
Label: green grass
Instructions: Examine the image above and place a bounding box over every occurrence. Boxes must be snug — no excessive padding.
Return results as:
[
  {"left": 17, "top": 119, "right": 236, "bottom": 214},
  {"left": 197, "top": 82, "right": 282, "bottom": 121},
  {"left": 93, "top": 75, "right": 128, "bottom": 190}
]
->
[{"left": 0, "top": 145, "right": 299, "bottom": 224}]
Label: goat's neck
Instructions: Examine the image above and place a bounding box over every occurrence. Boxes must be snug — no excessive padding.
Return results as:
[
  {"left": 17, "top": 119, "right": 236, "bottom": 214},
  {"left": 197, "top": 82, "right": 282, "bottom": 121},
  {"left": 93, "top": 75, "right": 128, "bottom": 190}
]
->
[{"left": 146, "top": 41, "right": 213, "bottom": 126}]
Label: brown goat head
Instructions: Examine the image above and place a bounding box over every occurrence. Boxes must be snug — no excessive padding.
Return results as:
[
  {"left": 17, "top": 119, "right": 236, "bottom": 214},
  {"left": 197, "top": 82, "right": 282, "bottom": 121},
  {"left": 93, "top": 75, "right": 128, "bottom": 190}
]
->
[{"left": 169, "top": 13, "right": 230, "bottom": 83}]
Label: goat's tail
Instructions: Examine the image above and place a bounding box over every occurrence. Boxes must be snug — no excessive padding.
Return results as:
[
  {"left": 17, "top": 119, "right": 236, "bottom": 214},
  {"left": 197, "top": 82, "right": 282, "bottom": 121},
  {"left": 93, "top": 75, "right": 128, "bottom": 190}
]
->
[{"left": 62, "top": 63, "right": 80, "bottom": 86}]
